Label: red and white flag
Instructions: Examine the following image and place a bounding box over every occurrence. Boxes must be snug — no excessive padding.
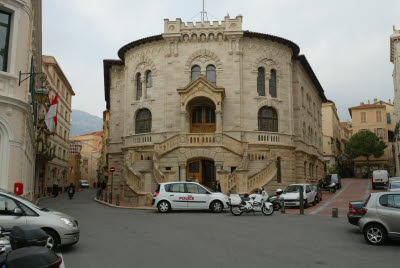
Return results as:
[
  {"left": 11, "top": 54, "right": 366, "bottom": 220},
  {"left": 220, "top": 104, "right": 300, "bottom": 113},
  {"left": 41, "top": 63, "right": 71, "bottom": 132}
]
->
[
  {"left": 70, "top": 166, "right": 74, "bottom": 174},
  {"left": 45, "top": 93, "right": 58, "bottom": 133}
]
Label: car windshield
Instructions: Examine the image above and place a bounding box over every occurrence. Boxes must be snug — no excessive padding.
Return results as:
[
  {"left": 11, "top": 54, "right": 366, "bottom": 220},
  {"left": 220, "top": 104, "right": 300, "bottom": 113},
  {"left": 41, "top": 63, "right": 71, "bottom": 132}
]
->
[
  {"left": 201, "top": 185, "right": 213, "bottom": 193},
  {"left": 284, "top": 185, "right": 301, "bottom": 193},
  {"left": 390, "top": 183, "right": 400, "bottom": 189},
  {"left": 6, "top": 191, "right": 49, "bottom": 211}
]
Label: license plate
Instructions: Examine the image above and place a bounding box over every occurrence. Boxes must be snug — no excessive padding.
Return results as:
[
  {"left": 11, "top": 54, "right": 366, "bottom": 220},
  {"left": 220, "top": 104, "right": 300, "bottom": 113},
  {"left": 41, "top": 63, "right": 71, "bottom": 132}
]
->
[
  {"left": 376, "top": 179, "right": 382, "bottom": 182},
  {"left": 286, "top": 202, "right": 295, "bottom": 206}
]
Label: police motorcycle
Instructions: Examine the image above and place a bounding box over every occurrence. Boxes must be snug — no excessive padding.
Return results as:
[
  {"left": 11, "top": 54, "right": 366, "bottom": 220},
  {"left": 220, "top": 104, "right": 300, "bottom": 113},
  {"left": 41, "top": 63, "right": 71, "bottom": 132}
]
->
[
  {"left": 318, "top": 178, "right": 337, "bottom": 193},
  {"left": 0, "top": 226, "right": 62, "bottom": 268},
  {"left": 229, "top": 187, "right": 274, "bottom": 216},
  {"left": 267, "top": 188, "right": 283, "bottom": 211}
]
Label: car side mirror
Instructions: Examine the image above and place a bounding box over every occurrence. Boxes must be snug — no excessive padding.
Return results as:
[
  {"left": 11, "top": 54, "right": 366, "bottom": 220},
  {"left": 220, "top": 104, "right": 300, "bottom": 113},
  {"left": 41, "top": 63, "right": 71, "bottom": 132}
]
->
[{"left": 13, "top": 208, "right": 23, "bottom": 216}]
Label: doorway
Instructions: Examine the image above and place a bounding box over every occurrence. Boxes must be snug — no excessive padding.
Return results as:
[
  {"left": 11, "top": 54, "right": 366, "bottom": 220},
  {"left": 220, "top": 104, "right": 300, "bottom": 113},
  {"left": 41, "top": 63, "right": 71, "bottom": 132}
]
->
[
  {"left": 186, "top": 159, "right": 216, "bottom": 189},
  {"left": 188, "top": 97, "right": 216, "bottom": 133}
]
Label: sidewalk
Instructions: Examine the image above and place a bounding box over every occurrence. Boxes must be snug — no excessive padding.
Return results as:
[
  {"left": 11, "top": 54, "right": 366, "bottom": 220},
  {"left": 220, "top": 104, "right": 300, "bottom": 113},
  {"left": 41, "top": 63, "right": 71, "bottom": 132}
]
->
[{"left": 93, "top": 195, "right": 155, "bottom": 210}]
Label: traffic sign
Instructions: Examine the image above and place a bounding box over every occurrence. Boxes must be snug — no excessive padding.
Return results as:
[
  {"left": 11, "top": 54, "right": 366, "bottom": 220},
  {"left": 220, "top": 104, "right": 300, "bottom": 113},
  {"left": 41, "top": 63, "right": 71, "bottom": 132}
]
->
[{"left": 110, "top": 167, "right": 116, "bottom": 173}]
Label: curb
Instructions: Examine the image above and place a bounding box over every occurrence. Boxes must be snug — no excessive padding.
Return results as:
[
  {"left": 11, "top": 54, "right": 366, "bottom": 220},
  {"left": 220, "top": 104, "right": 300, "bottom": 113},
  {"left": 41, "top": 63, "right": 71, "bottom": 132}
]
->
[{"left": 92, "top": 196, "right": 156, "bottom": 210}]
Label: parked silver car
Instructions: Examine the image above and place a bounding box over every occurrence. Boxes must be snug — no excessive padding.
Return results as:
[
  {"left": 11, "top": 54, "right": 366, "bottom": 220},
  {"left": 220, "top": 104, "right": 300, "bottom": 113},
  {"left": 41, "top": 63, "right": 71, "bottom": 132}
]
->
[
  {"left": 0, "top": 189, "right": 79, "bottom": 250},
  {"left": 358, "top": 192, "right": 400, "bottom": 245}
]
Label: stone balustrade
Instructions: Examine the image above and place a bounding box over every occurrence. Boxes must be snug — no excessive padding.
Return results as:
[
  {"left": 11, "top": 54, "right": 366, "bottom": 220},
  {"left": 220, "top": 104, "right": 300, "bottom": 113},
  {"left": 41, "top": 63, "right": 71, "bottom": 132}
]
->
[
  {"left": 244, "top": 132, "right": 291, "bottom": 146},
  {"left": 248, "top": 160, "right": 277, "bottom": 192}
]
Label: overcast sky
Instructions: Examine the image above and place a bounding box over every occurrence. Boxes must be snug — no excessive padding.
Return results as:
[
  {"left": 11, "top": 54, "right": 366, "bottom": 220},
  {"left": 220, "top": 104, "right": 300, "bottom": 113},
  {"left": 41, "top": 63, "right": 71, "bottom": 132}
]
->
[{"left": 43, "top": 0, "right": 400, "bottom": 121}]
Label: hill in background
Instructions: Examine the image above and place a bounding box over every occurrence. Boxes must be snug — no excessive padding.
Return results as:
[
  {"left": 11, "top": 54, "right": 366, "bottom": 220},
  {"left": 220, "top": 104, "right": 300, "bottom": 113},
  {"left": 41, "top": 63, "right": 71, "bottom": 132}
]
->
[{"left": 70, "top": 109, "right": 102, "bottom": 137}]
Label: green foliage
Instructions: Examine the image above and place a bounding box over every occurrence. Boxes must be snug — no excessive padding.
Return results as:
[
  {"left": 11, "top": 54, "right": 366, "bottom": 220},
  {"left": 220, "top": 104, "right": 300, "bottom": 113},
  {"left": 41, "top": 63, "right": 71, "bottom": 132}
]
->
[{"left": 344, "top": 130, "right": 387, "bottom": 160}]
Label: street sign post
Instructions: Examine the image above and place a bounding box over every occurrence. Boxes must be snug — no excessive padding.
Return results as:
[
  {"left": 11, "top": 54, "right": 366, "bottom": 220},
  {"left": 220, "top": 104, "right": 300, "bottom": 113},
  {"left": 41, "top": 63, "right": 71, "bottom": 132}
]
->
[{"left": 110, "top": 167, "right": 115, "bottom": 203}]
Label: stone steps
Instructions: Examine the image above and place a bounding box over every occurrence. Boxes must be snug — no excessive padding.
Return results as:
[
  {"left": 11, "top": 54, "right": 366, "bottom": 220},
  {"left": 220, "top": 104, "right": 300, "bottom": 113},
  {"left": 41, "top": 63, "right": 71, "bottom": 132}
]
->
[
  {"left": 247, "top": 160, "right": 271, "bottom": 177},
  {"left": 132, "top": 160, "right": 153, "bottom": 171}
]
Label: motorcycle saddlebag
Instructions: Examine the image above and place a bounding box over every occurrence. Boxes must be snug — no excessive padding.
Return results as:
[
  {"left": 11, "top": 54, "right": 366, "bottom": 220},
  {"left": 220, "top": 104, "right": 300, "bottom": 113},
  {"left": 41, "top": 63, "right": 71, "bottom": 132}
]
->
[
  {"left": 229, "top": 194, "right": 242, "bottom": 206},
  {"left": 10, "top": 226, "right": 48, "bottom": 250},
  {"left": 5, "top": 247, "right": 61, "bottom": 268}
]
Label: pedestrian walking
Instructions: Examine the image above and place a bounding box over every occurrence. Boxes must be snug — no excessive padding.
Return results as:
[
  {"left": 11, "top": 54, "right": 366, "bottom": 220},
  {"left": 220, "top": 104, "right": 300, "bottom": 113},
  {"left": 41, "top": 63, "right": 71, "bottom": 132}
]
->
[
  {"left": 68, "top": 183, "right": 76, "bottom": 199},
  {"left": 101, "top": 180, "right": 106, "bottom": 195},
  {"left": 214, "top": 180, "right": 222, "bottom": 192},
  {"left": 52, "top": 183, "right": 59, "bottom": 197}
]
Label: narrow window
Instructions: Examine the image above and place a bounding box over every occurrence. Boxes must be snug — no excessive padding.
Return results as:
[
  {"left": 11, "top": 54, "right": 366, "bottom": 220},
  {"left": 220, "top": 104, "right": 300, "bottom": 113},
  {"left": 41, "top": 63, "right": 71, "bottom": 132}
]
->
[
  {"left": 146, "top": 70, "right": 152, "bottom": 98},
  {"left": 0, "top": 11, "right": 11, "bottom": 72},
  {"left": 135, "top": 109, "right": 151, "bottom": 134},
  {"left": 258, "top": 107, "right": 278, "bottom": 132},
  {"left": 191, "top": 65, "right": 201, "bottom": 80},
  {"left": 136, "top": 73, "right": 142, "bottom": 100},
  {"left": 387, "top": 113, "right": 391, "bottom": 124},
  {"left": 269, "top": 69, "right": 277, "bottom": 97},
  {"left": 257, "top": 67, "right": 265, "bottom": 96},
  {"left": 206, "top": 65, "right": 216, "bottom": 85},
  {"left": 277, "top": 157, "right": 282, "bottom": 183},
  {"left": 376, "top": 111, "right": 382, "bottom": 122},
  {"left": 361, "top": 112, "right": 366, "bottom": 123}
]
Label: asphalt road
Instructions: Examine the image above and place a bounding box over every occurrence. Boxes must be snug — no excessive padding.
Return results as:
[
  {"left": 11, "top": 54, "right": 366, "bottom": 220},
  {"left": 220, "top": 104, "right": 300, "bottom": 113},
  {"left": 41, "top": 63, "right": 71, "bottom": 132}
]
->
[{"left": 39, "top": 189, "right": 399, "bottom": 268}]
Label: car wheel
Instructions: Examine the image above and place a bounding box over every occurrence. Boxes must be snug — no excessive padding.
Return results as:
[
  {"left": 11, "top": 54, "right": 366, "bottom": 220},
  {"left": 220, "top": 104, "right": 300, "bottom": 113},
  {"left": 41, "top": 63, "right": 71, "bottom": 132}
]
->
[
  {"left": 157, "top": 200, "right": 170, "bottom": 213},
  {"left": 364, "top": 224, "right": 387, "bottom": 245},
  {"left": 210, "top": 200, "right": 223, "bottom": 213},
  {"left": 44, "top": 229, "right": 59, "bottom": 251},
  {"left": 304, "top": 199, "right": 308, "bottom": 209},
  {"left": 331, "top": 188, "right": 336, "bottom": 193}
]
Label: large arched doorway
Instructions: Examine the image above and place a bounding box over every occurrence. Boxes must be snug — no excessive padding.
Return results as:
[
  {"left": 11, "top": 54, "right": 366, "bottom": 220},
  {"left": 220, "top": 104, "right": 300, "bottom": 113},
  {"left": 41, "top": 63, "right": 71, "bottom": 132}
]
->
[
  {"left": 188, "top": 97, "right": 216, "bottom": 133},
  {"left": 186, "top": 158, "right": 215, "bottom": 189}
]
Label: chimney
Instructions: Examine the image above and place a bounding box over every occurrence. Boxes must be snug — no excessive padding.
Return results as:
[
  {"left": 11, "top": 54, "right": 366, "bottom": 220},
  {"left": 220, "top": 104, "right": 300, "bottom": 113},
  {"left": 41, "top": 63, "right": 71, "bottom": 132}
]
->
[
  {"left": 368, "top": 100, "right": 370, "bottom": 104},
  {"left": 389, "top": 99, "right": 392, "bottom": 104},
  {"left": 360, "top": 102, "right": 364, "bottom": 105},
  {"left": 374, "top": 98, "right": 378, "bottom": 104}
]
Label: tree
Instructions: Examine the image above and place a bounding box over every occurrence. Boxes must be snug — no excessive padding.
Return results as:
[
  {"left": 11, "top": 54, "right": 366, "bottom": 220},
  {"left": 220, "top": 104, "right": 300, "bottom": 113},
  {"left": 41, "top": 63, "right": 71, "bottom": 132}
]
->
[{"left": 344, "top": 130, "right": 387, "bottom": 177}]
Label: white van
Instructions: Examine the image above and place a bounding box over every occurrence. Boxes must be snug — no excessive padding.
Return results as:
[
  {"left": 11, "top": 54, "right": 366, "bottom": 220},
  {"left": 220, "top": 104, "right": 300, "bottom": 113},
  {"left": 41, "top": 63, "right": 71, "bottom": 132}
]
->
[{"left": 372, "top": 170, "right": 389, "bottom": 189}]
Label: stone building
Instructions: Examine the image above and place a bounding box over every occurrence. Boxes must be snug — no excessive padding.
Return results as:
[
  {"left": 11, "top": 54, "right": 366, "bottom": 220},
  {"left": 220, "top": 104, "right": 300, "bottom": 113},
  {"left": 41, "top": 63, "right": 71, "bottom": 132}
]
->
[
  {"left": 0, "top": 0, "right": 41, "bottom": 199},
  {"left": 390, "top": 26, "right": 400, "bottom": 176},
  {"left": 67, "top": 142, "right": 82, "bottom": 187},
  {"left": 101, "top": 110, "right": 110, "bottom": 183},
  {"left": 348, "top": 102, "right": 392, "bottom": 177},
  {"left": 322, "top": 101, "right": 342, "bottom": 170},
  {"left": 103, "top": 16, "right": 327, "bottom": 205},
  {"left": 42, "top": 55, "right": 75, "bottom": 193},
  {"left": 70, "top": 131, "right": 103, "bottom": 188}
]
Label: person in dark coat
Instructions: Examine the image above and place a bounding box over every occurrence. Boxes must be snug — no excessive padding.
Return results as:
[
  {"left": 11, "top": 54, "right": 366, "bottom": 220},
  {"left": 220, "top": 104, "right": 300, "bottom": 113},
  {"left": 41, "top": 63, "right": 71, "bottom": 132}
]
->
[
  {"left": 68, "top": 183, "right": 75, "bottom": 199},
  {"left": 101, "top": 181, "right": 107, "bottom": 194},
  {"left": 214, "top": 180, "right": 222, "bottom": 192}
]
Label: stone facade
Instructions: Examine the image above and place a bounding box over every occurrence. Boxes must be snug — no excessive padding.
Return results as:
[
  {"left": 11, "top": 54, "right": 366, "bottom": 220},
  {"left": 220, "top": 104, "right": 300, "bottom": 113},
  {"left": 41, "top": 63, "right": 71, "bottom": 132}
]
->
[
  {"left": 103, "top": 16, "right": 327, "bottom": 205},
  {"left": 0, "top": 0, "right": 41, "bottom": 200},
  {"left": 322, "top": 101, "right": 342, "bottom": 170},
  {"left": 390, "top": 26, "right": 400, "bottom": 176},
  {"left": 42, "top": 55, "right": 74, "bottom": 192}
]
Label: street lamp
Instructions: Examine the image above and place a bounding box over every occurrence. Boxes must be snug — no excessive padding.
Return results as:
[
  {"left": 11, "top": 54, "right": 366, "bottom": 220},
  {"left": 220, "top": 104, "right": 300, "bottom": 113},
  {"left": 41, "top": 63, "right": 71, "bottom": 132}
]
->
[{"left": 35, "top": 86, "right": 49, "bottom": 104}]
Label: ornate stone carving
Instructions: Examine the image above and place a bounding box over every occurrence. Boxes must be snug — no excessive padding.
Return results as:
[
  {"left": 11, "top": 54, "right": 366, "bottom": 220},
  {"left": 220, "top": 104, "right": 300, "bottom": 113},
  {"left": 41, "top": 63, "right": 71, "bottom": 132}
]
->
[{"left": 185, "top": 49, "right": 223, "bottom": 73}]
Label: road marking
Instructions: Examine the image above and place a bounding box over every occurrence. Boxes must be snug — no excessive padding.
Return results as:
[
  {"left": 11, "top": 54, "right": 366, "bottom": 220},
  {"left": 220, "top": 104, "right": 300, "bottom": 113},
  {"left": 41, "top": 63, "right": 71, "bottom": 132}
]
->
[
  {"left": 310, "top": 180, "right": 353, "bottom": 215},
  {"left": 57, "top": 251, "right": 66, "bottom": 268}
]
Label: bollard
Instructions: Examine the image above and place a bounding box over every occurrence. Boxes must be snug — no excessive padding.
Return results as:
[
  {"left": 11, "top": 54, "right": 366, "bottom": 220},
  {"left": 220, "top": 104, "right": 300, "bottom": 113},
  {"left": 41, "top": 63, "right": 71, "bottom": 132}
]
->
[
  {"left": 332, "top": 208, "right": 338, "bottom": 218},
  {"left": 299, "top": 185, "right": 304, "bottom": 215},
  {"left": 104, "top": 191, "right": 108, "bottom": 202},
  {"left": 109, "top": 192, "right": 112, "bottom": 204},
  {"left": 100, "top": 192, "right": 104, "bottom": 201},
  {"left": 116, "top": 194, "right": 120, "bottom": 206},
  {"left": 281, "top": 200, "right": 285, "bottom": 214}
]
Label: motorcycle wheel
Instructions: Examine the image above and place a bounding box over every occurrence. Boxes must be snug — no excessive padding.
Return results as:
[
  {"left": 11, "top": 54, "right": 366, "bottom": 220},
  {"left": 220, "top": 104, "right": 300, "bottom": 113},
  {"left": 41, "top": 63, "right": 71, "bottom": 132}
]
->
[
  {"left": 331, "top": 188, "right": 336, "bottom": 193},
  {"left": 262, "top": 205, "right": 274, "bottom": 216},
  {"left": 273, "top": 201, "right": 281, "bottom": 211},
  {"left": 230, "top": 206, "right": 243, "bottom": 216}
]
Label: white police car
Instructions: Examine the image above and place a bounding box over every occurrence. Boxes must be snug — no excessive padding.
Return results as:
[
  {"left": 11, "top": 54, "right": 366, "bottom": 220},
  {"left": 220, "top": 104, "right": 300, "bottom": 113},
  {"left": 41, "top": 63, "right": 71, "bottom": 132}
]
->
[{"left": 152, "top": 182, "right": 229, "bottom": 213}]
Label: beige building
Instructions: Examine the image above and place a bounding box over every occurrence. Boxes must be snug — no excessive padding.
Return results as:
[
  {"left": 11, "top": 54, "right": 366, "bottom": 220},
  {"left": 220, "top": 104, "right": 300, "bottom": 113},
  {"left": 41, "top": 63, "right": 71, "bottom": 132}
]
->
[
  {"left": 42, "top": 55, "right": 75, "bottom": 191},
  {"left": 322, "top": 101, "right": 342, "bottom": 170},
  {"left": 0, "top": 0, "right": 42, "bottom": 200},
  {"left": 349, "top": 102, "right": 392, "bottom": 177},
  {"left": 70, "top": 131, "right": 103, "bottom": 188},
  {"left": 390, "top": 27, "right": 400, "bottom": 176},
  {"left": 67, "top": 142, "right": 82, "bottom": 188},
  {"left": 103, "top": 16, "right": 327, "bottom": 206},
  {"left": 101, "top": 110, "right": 110, "bottom": 183}
]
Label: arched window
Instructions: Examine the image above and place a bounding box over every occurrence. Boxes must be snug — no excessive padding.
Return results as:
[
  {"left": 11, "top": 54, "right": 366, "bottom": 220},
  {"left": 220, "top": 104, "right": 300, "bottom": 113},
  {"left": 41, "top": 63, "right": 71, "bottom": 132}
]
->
[
  {"left": 135, "top": 109, "right": 151, "bottom": 134},
  {"left": 136, "top": 73, "right": 142, "bottom": 100},
  {"left": 257, "top": 67, "right": 265, "bottom": 96},
  {"left": 258, "top": 107, "right": 278, "bottom": 132},
  {"left": 191, "top": 65, "right": 201, "bottom": 81},
  {"left": 269, "top": 69, "right": 277, "bottom": 97},
  {"left": 146, "top": 70, "right": 152, "bottom": 99},
  {"left": 206, "top": 65, "right": 216, "bottom": 85},
  {"left": 277, "top": 157, "right": 282, "bottom": 183}
]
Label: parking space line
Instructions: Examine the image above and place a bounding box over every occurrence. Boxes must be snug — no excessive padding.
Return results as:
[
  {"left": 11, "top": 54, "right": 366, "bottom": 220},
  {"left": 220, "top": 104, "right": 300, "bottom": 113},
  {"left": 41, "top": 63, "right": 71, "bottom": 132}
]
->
[{"left": 310, "top": 180, "right": 353, "bottom": 215}]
